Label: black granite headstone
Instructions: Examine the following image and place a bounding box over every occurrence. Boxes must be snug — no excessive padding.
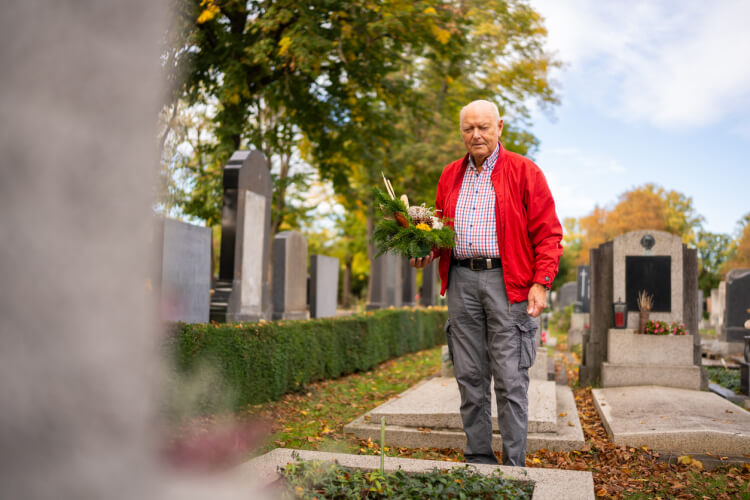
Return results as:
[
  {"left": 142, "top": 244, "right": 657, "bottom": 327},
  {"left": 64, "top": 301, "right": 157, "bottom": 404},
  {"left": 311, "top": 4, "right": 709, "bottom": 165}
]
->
[
  {"left": 576, "top": 265, "right": 591, "bottom": 313},
  {"left": 724, "top": 269, "right": 750, "bottom": 343},
  {"left": 625, "top": 256, "right": 671, "bottom": 312}
]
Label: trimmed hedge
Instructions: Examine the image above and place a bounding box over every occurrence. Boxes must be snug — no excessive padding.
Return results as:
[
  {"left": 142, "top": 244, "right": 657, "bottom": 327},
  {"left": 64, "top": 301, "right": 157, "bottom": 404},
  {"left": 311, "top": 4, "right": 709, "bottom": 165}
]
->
[{"left": 167, "top": 308, "right": 448, "bottom": 411}]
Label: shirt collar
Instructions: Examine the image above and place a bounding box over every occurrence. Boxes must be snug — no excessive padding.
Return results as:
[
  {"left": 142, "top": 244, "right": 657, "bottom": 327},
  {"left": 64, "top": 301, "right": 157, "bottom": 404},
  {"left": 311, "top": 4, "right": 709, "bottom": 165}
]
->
[{"left": 467, "top": 143, "right": 500, "bottom": 172}]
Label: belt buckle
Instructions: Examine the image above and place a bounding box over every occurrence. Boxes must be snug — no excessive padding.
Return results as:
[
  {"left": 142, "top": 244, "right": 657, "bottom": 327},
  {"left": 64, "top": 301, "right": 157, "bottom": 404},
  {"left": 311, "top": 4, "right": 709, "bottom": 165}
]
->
[{"left": 469, "top": 259, "right": 479, "bottom": 271}]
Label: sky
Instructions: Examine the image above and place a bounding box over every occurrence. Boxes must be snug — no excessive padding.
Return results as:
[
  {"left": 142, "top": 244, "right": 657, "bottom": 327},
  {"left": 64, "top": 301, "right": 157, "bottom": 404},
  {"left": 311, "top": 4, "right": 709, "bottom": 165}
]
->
[{"left": 526, "top": 0, "right": 750, "bottom": 236}]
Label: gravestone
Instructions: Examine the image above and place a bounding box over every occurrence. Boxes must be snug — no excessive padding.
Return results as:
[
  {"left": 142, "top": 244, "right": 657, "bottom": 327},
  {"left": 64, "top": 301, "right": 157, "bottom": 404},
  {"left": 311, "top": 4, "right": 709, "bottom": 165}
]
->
[
  {"left": 420, "top": 262, "right": 438, "bottom": 307},
  {"left": 576, "top": 265, "right": 591, "bottom": 313},
  {"left": 221, "top": 150, "right": 273, "bottom": 323},
  {"left": 157, "top": 218, "right": 211, "bottom": 323},
  {"left": 402, "top": 258, "right": 417, "bottom": 306},
  {"left": 717, "top": 281, "right": 726, "bottom": 331},
  {"left": 558, "top": 282, "right": 577, "bottom": 310},
  {"left": 309, "top": 255, "right": 339, "bottom": 318},
  {"left": 722, "top": 269, "right": 750, "bottom": 343},
  {"left": 580, "top": 230, "right": 701, "bottom": 386},
  {"left": 367, "top": 252, "right": 403, "bottom": 310},
  {"left": 0, "top": 1, "right": 166, "bottom": 496},
  {"left": 272, "top": 231, "right": 308, "bottom": 320},
  {"left": 710, "top": 286, "right": 724, "bottom": 329}
]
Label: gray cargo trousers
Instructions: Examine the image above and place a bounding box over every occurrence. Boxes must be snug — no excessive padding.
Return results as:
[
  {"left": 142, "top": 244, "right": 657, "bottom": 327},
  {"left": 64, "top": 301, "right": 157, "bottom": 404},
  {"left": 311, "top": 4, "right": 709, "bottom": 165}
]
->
[{"left": 446, "top": 263, "right": 538, "bottom": 466}]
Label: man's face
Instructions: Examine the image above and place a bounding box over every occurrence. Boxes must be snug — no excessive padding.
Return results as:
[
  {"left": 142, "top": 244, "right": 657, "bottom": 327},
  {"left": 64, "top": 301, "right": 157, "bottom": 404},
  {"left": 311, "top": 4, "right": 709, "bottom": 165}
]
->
[{"left": 461, "top": 104, "right": 503, "bottom": 163}]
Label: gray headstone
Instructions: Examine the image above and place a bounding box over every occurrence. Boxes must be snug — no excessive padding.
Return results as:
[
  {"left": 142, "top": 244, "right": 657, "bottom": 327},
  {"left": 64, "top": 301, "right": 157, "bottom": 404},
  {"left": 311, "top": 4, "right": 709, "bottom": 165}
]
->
[
  {"left": 420, "top": 262, "right": 438, "bottom": 307},
  {"left": 0, "top": 1, "right": 164, "bottom": 496},
  {"left": 723, "top": 269, "right": 750, "bottom": 343},
  {"left": 367, "top": 252, "right": 403, "bottom": 310},
  {"left": 310, "top": 255, "right": 339, "bottom": 318},
  {"left": 402, "top": 258, "right": 417, "bottom": 306},
  {"left": 272, "top": 231, "right": 308, "bottom": 320},
  {"left": 614, "top": 230, "right": 685, "bottom": 327},
  {"left": 558, "top": 282, "right": 577, "bottom": 310},
  {"left": 576, "top": 265, "right": 591, "bottom": 313},
  {"left": 580, "top": 230, "right": 702, "bottom": 386},
  {"left": 158, "top": 218, "right": 212, "bottom": 323},
  {"left": 710, "top": 287, "right": 721, "bottom": 328},
  {"left": 225, "top": 150, "right": 273, "bottom": 322}
]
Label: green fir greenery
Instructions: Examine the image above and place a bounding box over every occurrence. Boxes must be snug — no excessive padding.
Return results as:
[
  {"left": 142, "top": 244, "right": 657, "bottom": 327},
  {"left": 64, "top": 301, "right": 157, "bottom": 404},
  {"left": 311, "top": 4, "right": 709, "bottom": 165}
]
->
[
  {"left": 372, "top": 189, "right": 454, "bottom": 259},
  {"left": 280, "top": 457, "right": 534, "bottom": 499}
]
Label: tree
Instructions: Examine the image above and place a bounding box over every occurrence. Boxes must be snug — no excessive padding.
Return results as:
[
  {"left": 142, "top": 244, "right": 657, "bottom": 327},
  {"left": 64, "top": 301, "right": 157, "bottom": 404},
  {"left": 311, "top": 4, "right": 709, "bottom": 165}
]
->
[
  {"left": 162, "top": 0, "right": 561, "bottom": 296},
  {"left": 576, "top": 184, "right": 704, "bottom": 265},
  {"left": 721, "top": 212, "right": 750, "bottom": 273},
  {"left": 696, "top": 230, "right": 733, "bottom": 294}
]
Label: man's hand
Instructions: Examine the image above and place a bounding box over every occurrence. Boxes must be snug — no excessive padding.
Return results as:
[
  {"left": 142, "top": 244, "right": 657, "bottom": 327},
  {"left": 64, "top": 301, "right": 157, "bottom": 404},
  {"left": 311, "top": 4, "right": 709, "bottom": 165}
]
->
[
  {"left": 527, "top": 283, "right": 547, "bottom": 317},
  {"left": 409, "top": 250, "right": 435, "bottom": 269}
]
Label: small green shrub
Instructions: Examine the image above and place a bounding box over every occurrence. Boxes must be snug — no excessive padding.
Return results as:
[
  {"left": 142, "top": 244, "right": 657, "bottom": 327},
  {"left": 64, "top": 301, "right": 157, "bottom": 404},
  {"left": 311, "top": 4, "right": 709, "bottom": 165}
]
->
[
  {"left": 706, "top": 366, "right": 741, "bottom": 394},
  {"left": 279, "top": 457, "right": 534, "bottom": 499},
  {"left": 166, "top": 308, "right": 448, "bottom": 413},
  {"left": 550, "top": 304, "right": 573, "bottom": 334}
]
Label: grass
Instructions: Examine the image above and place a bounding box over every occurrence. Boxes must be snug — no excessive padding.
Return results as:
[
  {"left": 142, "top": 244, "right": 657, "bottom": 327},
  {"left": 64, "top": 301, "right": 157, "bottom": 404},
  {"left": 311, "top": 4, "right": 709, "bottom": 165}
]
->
[{"left": 246, "top": 346, "right": 444, "bottom": 457}]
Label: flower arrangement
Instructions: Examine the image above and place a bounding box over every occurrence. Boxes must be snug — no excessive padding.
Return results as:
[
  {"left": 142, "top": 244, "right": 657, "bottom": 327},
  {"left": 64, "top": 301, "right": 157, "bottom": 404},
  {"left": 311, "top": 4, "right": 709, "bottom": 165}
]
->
[
  {"left": 540, "top": 330, "right": 548, "bottom": 346},
  {"left": 642, "top": 319, "right": 687, "bottom": 336},
  {"left": 372, "top": 174, "right": 455, "bottom": 259}
]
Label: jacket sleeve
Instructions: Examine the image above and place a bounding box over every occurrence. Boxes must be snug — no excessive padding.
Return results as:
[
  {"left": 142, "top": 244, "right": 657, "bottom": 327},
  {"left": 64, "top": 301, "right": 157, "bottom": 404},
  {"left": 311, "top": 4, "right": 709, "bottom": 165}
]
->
[{"left": 526, "top": 164, "right": 563, "bottom": 288}]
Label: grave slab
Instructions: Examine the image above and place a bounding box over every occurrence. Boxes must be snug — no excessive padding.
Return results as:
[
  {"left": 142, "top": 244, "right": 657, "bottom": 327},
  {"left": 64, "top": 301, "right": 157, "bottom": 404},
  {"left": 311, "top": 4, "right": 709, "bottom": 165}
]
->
[
  {"left": 369, "top": 377, "right": 557, "bottom": 433},
  {"left": 345, "top": 383, "right": 584, "bottom": 452},
  {"left": 592, "top": 386, "right": 750, "bottom": 456},
  {"left": 240, "top": 448, "right": 595, "bottom": 500}
]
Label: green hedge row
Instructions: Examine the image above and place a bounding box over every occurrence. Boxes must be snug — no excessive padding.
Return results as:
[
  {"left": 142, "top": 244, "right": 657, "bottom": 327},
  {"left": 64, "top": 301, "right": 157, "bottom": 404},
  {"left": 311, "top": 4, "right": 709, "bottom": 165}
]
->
[{"left": 167, "top": 308, "right": 448, "bottom": 411}]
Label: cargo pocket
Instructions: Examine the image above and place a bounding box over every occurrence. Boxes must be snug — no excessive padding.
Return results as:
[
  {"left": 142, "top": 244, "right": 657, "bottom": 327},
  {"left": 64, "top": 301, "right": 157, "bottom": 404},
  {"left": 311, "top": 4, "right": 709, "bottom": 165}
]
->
[
  {"left": 444, "top": 319, "right": 454, "bottom": 364},
  {"left": 517, "top": 316, "right": 538, "bottom": 370}
]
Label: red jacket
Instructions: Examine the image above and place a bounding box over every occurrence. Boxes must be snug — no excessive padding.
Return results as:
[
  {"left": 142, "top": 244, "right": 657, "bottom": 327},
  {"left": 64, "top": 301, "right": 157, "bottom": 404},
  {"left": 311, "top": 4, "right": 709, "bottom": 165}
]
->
[{"left": 436, "top": 143, "right": 563, "bottom": 303}]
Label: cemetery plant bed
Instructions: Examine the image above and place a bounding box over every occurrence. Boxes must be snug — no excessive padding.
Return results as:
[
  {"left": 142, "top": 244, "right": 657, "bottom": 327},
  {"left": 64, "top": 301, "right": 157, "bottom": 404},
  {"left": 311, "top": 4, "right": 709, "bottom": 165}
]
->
[
  {"left": 278, "top": 456, "right": 533, "bottom": 499},
  {"left": 166, "top": 307, "right": 448, "bottom": 411},
  {"left": 707, "top": 366, "right": 742, "bottom": 394}
]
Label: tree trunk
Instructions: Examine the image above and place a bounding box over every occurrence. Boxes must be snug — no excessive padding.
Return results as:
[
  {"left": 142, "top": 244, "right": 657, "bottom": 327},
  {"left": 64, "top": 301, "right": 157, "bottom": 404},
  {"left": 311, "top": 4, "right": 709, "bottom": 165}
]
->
[
  {"left": 342, "top": 256, "right": 353, "bottom": 308},
  {"left": 365, "top": 200, "right": 375, "bottom": 304}
]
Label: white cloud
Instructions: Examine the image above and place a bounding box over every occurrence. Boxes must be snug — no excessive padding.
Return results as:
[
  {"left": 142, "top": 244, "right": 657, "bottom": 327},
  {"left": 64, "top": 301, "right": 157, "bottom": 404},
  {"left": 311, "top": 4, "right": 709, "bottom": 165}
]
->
[
  {"left": 531, "top": 0, "right": 750, "bottom": 128},
  {"left": 537, "top": 147, "right": 626, "bottom": 219}
]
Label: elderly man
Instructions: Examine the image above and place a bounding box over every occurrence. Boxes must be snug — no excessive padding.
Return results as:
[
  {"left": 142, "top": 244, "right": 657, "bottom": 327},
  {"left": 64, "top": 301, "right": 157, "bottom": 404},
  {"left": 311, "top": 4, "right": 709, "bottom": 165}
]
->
[{"left": 411, "top": 100, "right": 562, "bottom": 466}]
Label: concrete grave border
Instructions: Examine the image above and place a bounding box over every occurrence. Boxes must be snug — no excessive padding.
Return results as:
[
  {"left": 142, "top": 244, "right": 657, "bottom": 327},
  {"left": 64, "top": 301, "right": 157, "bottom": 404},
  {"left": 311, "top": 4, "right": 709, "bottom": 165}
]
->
[{"left": 239, "top": 448, "right": 594, "bottom": 500}]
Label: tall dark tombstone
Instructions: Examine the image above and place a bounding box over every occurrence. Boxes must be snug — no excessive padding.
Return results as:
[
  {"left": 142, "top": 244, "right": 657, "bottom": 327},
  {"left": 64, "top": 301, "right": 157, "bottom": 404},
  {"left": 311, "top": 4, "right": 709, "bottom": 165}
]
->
[
  {"left": 402, "top": 258, "right": 417, "bottom": 306},
  {"left": 223, "top": 150, "right": 273, "bottom": 322},
  {"left": 724, "top": 269, "right": 750, "bottom": 343},
  {"left": 576, "top": 265, "right": 591, "bottom": 313},
  {"left": 420, "top": 262, "right": 438, "bottom": 307},
  {"left": 579, "top": 241, "right": 613, "bottom": 385}
]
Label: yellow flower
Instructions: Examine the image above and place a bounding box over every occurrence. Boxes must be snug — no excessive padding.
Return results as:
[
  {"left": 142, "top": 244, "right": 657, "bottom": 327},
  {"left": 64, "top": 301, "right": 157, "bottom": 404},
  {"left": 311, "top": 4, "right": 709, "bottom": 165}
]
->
[{"left": 416, "top": 223, "right": 431, "bottom": 231}]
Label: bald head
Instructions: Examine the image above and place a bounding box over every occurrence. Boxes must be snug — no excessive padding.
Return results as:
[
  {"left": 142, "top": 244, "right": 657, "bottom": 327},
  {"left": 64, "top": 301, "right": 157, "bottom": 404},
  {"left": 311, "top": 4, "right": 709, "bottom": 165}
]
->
[
  {"left": 459, "top": 100, "right": 503, "bottom": 168},
  {"left": 459, "top": 100, "right": 500, "bottom": 129}
]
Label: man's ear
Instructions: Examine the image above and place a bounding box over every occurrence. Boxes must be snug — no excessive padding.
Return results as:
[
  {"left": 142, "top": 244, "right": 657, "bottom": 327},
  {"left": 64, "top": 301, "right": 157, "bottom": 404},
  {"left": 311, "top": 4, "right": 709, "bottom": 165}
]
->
[{"left": 498, "top": 119, "right": 504, "bottom": 136}]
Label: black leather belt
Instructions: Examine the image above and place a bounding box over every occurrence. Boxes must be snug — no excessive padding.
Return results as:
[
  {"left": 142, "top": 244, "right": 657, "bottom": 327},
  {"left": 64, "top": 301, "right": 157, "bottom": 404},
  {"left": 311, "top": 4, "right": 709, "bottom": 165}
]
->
[{"left": 453, "top": 257, "right": 502, "bottom": 271}]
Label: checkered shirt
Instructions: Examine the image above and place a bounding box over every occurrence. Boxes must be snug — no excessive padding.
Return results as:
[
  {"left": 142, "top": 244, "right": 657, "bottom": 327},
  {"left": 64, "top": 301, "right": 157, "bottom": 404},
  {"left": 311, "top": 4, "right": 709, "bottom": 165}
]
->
[{"left": 453, "top": 145, "right": 501, "bottom": 259}]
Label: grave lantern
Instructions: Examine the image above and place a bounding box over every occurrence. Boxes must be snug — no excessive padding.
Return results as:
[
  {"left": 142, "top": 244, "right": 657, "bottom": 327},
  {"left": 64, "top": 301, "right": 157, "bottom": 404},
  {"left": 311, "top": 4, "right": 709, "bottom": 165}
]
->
[{"left": 613, "top": 297, "right": 627, "bottom": 329}]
